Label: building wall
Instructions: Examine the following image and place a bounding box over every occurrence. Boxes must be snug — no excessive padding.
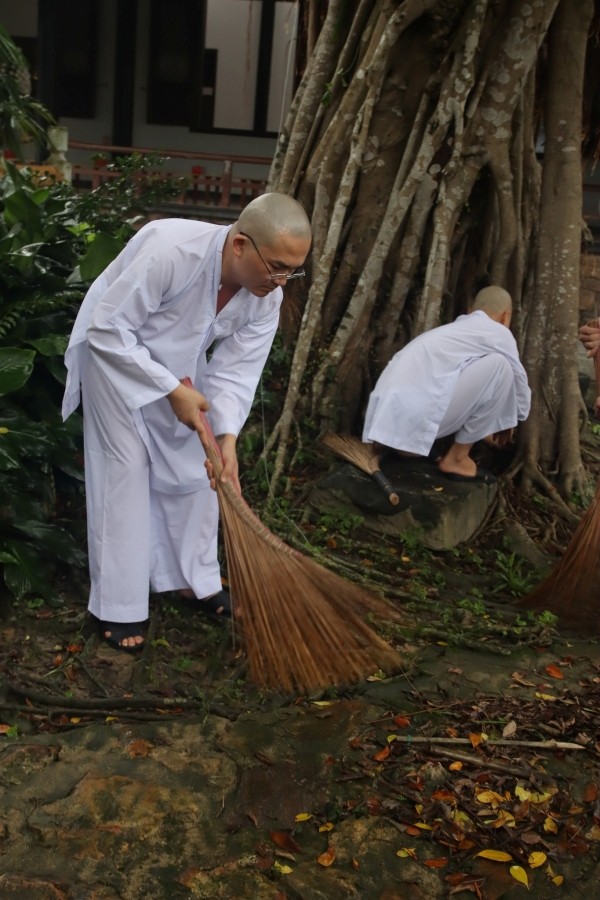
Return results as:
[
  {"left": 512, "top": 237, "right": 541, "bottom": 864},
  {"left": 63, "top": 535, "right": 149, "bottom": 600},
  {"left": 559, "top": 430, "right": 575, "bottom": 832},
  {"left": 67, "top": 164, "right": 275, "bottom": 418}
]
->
[{"left": 0, "top": 0, "right": 298, "bottom": 176}]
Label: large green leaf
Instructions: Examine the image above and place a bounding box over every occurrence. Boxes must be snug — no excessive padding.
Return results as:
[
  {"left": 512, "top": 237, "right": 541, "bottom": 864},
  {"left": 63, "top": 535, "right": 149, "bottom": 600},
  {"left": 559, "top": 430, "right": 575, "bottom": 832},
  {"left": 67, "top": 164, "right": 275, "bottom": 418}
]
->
[
  {"left": 1, "top": 541, "right": 54, "bottom": 600},
  {"left": 13, "top": 520, "right": 87, "bottom": 566},
  {"left": 79, "top": 232, "right": 124, "bottom": 281},
  {"left": 0, "top": 347, "right": 35, "bottom": 395},
  {"left": 3, "top": 189, "right": 44, "bottom": 240},
  {"left": 26, "top": 334, "right": 69, "bottom": 356}
]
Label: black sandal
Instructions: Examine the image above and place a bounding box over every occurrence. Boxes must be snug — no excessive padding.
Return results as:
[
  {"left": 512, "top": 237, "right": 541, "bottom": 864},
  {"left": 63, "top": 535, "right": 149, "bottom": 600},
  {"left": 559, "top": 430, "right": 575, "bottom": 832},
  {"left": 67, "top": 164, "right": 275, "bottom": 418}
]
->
[
  {"left": 99, "top": 620, "right": 147, "bottom": 653},
  {"left": 177, "top": 589, "right": 231, "bottom": 619}
]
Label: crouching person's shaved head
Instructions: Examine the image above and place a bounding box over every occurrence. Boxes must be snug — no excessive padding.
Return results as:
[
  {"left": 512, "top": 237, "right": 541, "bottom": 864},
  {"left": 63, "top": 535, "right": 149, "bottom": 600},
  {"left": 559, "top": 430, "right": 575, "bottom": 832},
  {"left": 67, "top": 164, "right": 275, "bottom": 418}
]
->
[{"left": 471, "top": 285, "right": 513, "bottom": 318}]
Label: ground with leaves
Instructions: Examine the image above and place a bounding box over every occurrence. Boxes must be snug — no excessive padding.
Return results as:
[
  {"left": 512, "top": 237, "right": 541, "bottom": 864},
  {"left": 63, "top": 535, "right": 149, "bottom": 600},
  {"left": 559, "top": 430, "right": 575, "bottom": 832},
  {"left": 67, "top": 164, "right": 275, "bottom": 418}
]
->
[{"left": 0, "top": 509, "right": 599, "bottom": 900}]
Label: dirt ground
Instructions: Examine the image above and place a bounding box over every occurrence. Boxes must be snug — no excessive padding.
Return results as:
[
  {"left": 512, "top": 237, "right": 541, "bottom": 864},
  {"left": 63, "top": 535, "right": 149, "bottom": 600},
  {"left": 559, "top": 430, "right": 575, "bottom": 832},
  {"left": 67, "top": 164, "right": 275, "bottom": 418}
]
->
[{"left": 0, "top": 520, "right": 599, "bottom": 900}]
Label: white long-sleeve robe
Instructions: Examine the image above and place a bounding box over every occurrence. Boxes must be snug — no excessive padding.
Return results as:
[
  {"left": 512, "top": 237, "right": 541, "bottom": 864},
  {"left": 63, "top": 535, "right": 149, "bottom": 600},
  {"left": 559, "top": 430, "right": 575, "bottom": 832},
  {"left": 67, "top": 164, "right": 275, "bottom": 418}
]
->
[
  {"left": 62, "top": 218, "right": 283, "bottom": 622},
  {"left": 362, "top": 310, "right": 531, "bottom": 454}
]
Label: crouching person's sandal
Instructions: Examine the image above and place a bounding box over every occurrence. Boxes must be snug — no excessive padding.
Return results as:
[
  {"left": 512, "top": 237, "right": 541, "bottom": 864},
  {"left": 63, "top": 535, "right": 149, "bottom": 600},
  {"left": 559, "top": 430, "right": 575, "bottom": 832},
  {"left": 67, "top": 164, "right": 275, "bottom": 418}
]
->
[{"left": 99, "top": 620, "right": 147, "bottom": 653}]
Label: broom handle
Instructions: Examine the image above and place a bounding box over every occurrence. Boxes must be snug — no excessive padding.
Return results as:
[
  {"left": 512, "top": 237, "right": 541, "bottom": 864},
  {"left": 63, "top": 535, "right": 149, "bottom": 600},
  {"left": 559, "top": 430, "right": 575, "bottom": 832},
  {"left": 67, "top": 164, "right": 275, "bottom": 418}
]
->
[
  {"left": 371, "top": 470, "right": 400, "bottom": 506},
  {"left": 179, "top": 376, "right": 225, "bottom": 475}
]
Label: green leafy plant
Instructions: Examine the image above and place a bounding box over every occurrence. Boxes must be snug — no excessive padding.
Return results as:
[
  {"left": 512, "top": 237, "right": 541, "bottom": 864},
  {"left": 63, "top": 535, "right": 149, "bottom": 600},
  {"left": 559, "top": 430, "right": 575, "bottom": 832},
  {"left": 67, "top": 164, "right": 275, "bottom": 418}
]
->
[
  {"left": 0, "top": 154, "right": 187, "bottom": 605},
  {"left": 0, "top": 24, "right": 54, "bottom": 158},
  {"left": 493, "top": 550, "right": 537, "bottom": 597}
]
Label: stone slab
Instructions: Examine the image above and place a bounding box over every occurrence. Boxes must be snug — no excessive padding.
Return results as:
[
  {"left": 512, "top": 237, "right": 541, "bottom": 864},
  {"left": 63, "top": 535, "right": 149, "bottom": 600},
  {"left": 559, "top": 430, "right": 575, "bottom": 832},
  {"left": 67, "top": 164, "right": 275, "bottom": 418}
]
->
[{"left": 310, "top": 456, "right": 497, "bottom": 550}]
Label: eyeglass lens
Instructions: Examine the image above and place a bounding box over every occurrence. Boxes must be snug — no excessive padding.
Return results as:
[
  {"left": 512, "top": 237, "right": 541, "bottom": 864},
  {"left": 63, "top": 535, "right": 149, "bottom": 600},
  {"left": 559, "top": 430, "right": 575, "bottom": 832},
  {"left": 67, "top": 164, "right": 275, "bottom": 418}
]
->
[{"left": 240, "top": 231, "right": 305, "bottom": 280}]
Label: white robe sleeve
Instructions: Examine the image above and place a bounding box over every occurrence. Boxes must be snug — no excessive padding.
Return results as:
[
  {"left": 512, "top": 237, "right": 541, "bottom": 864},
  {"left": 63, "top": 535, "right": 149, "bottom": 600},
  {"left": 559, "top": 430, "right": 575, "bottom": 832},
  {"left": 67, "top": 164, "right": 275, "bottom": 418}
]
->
[
  {"left": 85, "top": 253, "right": 181, "bottom": 410},
  {"left": 201, "top": 306, "right": 280, "bottom": 436}
]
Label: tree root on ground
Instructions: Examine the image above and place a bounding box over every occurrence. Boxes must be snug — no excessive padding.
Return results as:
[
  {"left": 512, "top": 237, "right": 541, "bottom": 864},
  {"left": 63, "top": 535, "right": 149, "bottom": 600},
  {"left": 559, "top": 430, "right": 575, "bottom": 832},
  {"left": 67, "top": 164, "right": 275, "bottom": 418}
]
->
[{"left": 4, "top": 681, "right": 240, "bottom": 721}]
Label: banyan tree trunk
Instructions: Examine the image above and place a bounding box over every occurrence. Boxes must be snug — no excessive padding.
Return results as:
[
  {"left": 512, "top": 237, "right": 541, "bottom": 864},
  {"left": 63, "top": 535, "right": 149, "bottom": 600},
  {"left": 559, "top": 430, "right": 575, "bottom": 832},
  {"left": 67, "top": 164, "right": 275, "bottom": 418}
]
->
[{"left": 265, "top": 0, "right": 594, "bottom": 498}]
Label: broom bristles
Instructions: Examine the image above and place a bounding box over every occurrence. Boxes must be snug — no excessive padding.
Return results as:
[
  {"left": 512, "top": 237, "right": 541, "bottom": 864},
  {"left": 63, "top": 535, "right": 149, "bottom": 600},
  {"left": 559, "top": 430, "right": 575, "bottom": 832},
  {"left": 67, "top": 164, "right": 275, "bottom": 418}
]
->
[
  {"left": 322, "top": 433, "right": 400, "bottom": 506},
  {"left": 322, "top": 433, "right": 382, "bottom": 474},
  {"left": 519, "top": 482, "right": 600, "bottom": 634},
  {"left": 198, "top": 419, "right": 403, "bottom": 693}
]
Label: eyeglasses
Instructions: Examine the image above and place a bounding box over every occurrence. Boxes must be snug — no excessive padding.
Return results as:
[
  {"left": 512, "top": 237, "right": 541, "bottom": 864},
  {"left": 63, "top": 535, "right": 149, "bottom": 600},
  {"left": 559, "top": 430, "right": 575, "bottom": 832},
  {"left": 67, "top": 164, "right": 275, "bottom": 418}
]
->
[{"left": 239, "top": 231, "right": 306, "bottom": 282}]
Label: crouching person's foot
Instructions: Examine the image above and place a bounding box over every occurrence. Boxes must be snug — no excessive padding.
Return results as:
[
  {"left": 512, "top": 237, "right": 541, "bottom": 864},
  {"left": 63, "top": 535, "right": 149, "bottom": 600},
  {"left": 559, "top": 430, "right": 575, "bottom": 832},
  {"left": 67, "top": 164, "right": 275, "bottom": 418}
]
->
[{"left": 99, "top": 620, "right": 147, "bottom": 653}]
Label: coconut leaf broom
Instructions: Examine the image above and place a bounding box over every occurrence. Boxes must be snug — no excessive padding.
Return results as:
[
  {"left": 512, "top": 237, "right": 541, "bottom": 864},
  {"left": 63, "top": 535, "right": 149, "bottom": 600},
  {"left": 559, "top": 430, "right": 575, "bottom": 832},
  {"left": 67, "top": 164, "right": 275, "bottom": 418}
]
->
[
  {"left": 518, "top": 481, "right": 600, "bottom": 634},
  {"left": 322, "top": 433, "right": 400, "bottom": 506},
  {"left": 195, "top": 414, "right": 403, "bottom": 694},
  {"left": 519, "top": 352, "right": 600, "bottom": 634}
]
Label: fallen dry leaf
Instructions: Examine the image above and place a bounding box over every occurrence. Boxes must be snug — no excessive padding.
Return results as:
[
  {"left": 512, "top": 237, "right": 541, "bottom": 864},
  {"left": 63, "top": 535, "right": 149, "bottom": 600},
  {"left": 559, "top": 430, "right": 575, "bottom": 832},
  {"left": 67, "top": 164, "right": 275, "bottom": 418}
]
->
[
  {"left": 317, "top": 846, "right": 336, "bottom": 867},
  {"left": 396, "top": 848, "right": 417, "bottom": 859},
  {"left": 126, "top": 739, "right": 153, "bottom": 758},
  {"left": 474, "top": 849, "right": 513, "bottom": 862},
  {"left": 393, "top": 715, "right": 411, "bottom": 727},
  {"left": 502, "top": 720, "right": 517, "bottom": 738},
  {"left": 511, "top": 671, "right": 536, "bottom": 687},
  {"left": 509, "top": 865, "right": 529, "bottom": 887},
  {"left": 270, "top": 831, "right": 302, "bottom": 854},
  {"left": 373, "top": 745, "right": 391, "bottom": 761},
  {"left": 272, "top": 860, "right": 293, "bottom": 875}
]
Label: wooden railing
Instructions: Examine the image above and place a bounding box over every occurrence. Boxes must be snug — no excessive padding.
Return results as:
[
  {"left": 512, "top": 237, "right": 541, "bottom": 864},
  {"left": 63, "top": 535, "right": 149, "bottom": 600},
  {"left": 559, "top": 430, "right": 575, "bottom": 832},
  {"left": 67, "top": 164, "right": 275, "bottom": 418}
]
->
[{"left": 68, "top": 141, "right": 271, "bottom": 216}]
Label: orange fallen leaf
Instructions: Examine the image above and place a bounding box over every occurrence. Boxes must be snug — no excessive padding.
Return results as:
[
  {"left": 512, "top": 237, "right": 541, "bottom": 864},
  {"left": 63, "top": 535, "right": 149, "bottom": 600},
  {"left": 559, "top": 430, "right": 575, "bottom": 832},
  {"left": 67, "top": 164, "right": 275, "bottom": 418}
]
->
[
  {"left": 545, "top": 664, "right": 564, "bottom": 679},
  {"left": 583, "top": 782, "right": 599, "bottom": 803},
  {"left": 394, "top": 715, "right": 411, "bottom": 727},
  {"left": 458, "top": 839, "right": 476, "bottom": 851},
  {"left": 270, "top": 831, "right": 302, "bottom": 854},
  {"left": 317, "top": 846, "right": 336, "bottom": 867},
  {"left": 126, "top": 739, "right": 153, "bottom": 758},
  {"left": 373, "top": 746, "right": 391, "bottom": 761},
  {"left": 424, "top": 857, "right": 448, "bottom": 868}
]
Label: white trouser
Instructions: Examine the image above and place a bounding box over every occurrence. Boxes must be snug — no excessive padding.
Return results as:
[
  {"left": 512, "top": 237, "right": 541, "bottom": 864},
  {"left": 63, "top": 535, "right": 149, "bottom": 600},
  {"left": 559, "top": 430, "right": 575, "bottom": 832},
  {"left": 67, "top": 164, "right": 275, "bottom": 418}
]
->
[
  {"left": 81, "top": 355, "right": 221, "bottom": 623},
  {"left": 436, "top": 352, "right": 517, "bottom": 444}
]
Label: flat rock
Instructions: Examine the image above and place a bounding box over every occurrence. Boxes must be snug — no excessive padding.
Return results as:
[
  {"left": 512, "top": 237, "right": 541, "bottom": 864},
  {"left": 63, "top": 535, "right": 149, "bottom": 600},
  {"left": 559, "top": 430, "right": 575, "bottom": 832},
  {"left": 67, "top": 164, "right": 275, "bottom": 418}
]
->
[{"left": 310, "top": 456, "right": 497, "bottom": 550}]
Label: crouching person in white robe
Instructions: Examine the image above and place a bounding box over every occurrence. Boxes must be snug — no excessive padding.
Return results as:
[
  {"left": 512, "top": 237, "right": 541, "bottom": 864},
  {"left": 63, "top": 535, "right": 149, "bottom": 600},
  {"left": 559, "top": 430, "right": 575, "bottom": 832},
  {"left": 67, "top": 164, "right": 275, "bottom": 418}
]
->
[
  {"left": 362, "top": 286, "right": 531, "bottom": 482},
  {"left": 62, "top": 193, "right": 312, "bottom": 651}
]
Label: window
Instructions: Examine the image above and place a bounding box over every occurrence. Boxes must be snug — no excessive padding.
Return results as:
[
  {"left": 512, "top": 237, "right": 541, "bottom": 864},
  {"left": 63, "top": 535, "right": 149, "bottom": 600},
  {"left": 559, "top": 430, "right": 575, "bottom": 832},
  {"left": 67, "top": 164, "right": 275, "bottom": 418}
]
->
[{"left": 147, "top": 0, "right": 205, "bottom": 126}]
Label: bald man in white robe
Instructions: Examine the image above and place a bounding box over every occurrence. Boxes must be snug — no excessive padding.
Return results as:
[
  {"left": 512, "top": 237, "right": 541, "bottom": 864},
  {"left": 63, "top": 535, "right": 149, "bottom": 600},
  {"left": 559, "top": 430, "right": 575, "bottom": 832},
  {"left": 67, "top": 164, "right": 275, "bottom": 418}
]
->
[
  {"left": 62, "top": 193, "right": 312, "bottom": 651},
  {"left": 362, "top": 286, "right": 531, "bottom": 481}
]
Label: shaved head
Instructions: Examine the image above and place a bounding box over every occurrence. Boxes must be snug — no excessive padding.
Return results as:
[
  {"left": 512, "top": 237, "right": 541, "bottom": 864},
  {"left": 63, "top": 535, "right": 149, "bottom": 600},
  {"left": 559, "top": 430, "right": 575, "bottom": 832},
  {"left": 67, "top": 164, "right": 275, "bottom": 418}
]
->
[
  {"left": 471, "top": 285, "right": 512, "bottom": 317},
  {"left": 235, "top": 192, "right": 312, "bottom": 246}
]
